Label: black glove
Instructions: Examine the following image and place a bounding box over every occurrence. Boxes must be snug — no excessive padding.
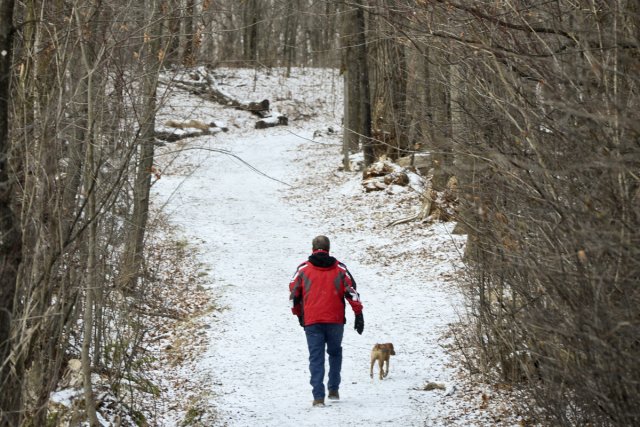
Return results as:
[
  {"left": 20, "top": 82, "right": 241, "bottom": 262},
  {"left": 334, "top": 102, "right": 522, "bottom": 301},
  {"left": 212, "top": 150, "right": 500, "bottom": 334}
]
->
[
  {"left": 298, "top": 315, "right": 305, "bottom": 328},
  {"left": 354, "top": 313, "right": 364, "bottom": 335}
]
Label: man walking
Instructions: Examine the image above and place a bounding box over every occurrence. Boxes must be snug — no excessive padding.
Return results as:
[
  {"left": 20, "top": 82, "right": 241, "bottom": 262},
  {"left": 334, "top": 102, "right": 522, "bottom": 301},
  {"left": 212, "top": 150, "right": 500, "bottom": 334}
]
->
[{"left": 289, "top": 235, "right": 364, "bottom": 407}]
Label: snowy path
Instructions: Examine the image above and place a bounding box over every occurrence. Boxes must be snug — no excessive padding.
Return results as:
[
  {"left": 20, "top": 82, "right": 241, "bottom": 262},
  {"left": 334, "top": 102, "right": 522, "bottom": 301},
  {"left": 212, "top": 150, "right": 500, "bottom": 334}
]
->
[{"left": 152, "top": 128, "right": 466, "bottom": 426}]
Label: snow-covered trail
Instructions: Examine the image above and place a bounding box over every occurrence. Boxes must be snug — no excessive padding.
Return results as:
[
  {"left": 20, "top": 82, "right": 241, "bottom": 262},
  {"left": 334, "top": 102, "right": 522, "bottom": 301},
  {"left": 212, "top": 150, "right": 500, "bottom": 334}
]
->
[{"left": 152, "top": 128, "right": 465, "bottom": 426}]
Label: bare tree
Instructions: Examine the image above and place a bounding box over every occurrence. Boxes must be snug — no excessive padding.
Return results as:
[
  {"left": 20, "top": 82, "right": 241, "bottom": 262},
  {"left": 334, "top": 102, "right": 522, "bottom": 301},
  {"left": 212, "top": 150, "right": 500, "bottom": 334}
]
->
[
  {"left": 183, "top": 0, "right": 198, "bottom": 66},
  {"left": 368, "top": 0, "right": 409, "bottom": 159},
  {"left": 161, "top": 0, "right": 182, "bottom": 65},
  {"left": 0, "top": 0, "right": 22, "bottom": 425},
  {"left": 341, "top": 2, "right": 361, "bottom": 170},
  {"left": 242, "top": 0, "right": 260, "bottom": 63},
  {"left": 1, "top": 0, "right": 177, "bottom": 423},
  {"left": 341, "top": 0, "right": 373, "bottom": 168},
  {"left": 283, "top": 0, "right": 301, "bottom": 76},
  {"left": 123, "top": 0, "right": 162, "bottom": 290},
  {"left": 405, "top": 1, "right": 640, "bottom": 424},
  {"left": 355, "top": 1, "right": 373, "bottom": 167}
]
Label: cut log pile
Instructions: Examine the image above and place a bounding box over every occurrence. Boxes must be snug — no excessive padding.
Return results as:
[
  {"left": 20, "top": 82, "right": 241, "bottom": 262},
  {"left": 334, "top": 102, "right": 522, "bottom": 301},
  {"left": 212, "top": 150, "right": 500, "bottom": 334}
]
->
[
  {"left": 255, "top": 115, "right": 289, "bottom": 129},
  {"left": 361, "top": 158, "right": 423, "bottom": 193},
  {"left": 155, "top": 119, "right": 228, "bottom": 143},
  {"left": 360, "top": 158, "right": 458, "bottom": 226},
  {"left": 158, "top": 67, "right": 288, "bottom": 132}
]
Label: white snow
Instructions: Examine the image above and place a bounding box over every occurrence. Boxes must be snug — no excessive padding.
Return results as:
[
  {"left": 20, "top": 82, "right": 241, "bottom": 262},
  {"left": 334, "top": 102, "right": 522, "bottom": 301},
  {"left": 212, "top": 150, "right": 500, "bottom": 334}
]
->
[
  {"left": 50, "top": 388, "right": 82, "bottom": 407},
  {"left": 148, "top": 68, "right": 511, "bottom": 426}
]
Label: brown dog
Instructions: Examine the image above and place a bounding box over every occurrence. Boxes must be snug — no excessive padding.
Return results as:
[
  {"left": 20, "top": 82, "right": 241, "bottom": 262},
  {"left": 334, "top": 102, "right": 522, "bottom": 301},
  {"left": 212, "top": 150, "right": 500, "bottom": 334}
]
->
[{"left": 370, "top": 343, "right": 396, "bottom": 380}]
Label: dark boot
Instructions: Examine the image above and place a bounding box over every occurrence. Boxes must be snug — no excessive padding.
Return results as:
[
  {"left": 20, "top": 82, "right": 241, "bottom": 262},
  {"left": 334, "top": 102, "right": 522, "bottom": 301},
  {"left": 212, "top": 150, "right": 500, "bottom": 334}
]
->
[{"left": 312, "top": 398, "right": 325, "bottom": 407}]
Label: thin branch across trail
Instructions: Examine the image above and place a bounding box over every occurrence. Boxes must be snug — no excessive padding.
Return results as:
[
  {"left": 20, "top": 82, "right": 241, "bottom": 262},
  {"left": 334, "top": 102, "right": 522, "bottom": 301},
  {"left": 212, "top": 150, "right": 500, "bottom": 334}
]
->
[
  {"left": 155, "top": 146, "right": 293, "bottom": 187},
  {"left": 285, "top": 129, "right": 341, "bottom": 147}
]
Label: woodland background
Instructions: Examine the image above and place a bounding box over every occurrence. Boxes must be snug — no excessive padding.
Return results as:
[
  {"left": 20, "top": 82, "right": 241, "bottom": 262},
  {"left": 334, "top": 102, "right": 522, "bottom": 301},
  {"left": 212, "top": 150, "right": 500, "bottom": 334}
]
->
[{"left": 0, "top": 0, "right": 638, "bottom": 426}]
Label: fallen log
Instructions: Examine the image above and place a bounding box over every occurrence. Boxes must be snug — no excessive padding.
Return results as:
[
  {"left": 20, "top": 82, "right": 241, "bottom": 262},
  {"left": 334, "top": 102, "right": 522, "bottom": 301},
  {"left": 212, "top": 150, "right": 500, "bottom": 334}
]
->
[
  {"left": 255, "top": 113, "right": 289, "bottom": 129},
  {"left": 161, "top": 67, "right": 284, "bottom": 122},
  {"left": 155, "top": 119, "right": 228, "bottom": 142},
  {"left": 245, "top": 99, "right": 270, "bottom": 114},
  {"left": 198, "top": 72, "right": 287, "bottom": 127},
  {"left": 160, "top": 67, "right": 288, "bottom": 128}
]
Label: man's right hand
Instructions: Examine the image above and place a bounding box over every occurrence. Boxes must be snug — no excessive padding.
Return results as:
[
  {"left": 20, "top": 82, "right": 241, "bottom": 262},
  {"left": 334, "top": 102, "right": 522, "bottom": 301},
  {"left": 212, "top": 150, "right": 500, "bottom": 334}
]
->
[
  {"left": 298, "top": 315, "right": 305, "bottom": 328},
  {"left": 354, "top": 313, "right": 364, "bottom": 335}
]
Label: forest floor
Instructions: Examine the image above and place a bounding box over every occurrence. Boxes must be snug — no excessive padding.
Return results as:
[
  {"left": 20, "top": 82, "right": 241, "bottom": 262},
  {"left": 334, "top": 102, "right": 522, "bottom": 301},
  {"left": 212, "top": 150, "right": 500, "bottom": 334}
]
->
[{"left": 144, "top": 67, "right": 527, "bottom": 426}]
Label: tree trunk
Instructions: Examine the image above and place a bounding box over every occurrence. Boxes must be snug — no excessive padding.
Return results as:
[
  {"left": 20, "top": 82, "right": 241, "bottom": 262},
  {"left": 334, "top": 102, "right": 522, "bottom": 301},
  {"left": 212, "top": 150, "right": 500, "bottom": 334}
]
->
[
  {"left": 80, "top": 92, "right": 99, "bottom": 427},
  {"left": 243, "top": 0, "right": 259, "bottom": 63},
  {"left": 356, "top": 3, "right": 373, "bottom": 168},
  {"left": 73, "top": 4, "right": 101, "bottom": 424},
  {"left": 162, "top": 0, "right": 181, "bottom": 65},
  {"left": 341, "top": 3, "right": 360, "bottom": 170},
  {"left": 370, "top": 0, "right": 408, "bottom": 160},
  {"left": 0, "top": 0, "right": 22, "bottom": 423},
  {"left": 284, "top": 0, "right": 300, "bottom": 77},
  {"left": 429, "top": 49, "right": 453, "bottom": 191},
  {"left": 182, "top": 0, "right": 196, "bottom": 67},
  {"left": 123, "top": 0, "right": 160, "bottom": 289},
  {"left": 386, "top": 17, "right": 408, "bottom": 159},
  {"left": 322, "top": 2, "right": 337, "bottom": 67}
]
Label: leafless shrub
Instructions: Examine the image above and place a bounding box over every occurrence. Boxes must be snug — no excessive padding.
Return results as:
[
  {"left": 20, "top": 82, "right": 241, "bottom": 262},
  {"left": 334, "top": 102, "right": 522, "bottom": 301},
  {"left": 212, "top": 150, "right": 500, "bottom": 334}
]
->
[{"left": 406, "top": 1, "right": 640, "bottom": 424}]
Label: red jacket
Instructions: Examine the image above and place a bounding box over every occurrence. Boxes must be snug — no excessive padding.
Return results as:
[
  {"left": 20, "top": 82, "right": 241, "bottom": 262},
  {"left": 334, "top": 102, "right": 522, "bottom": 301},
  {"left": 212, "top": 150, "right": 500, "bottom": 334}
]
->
[{"left": 289, "top": 250, "right": 363, "bottom": 326}]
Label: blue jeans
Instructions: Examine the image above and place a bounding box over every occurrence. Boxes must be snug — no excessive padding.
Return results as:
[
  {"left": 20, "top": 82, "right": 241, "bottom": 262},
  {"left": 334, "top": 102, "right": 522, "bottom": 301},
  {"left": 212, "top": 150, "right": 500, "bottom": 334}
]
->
[{"left": 304, "top": 323, "right": 344, "bottom": 400}]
